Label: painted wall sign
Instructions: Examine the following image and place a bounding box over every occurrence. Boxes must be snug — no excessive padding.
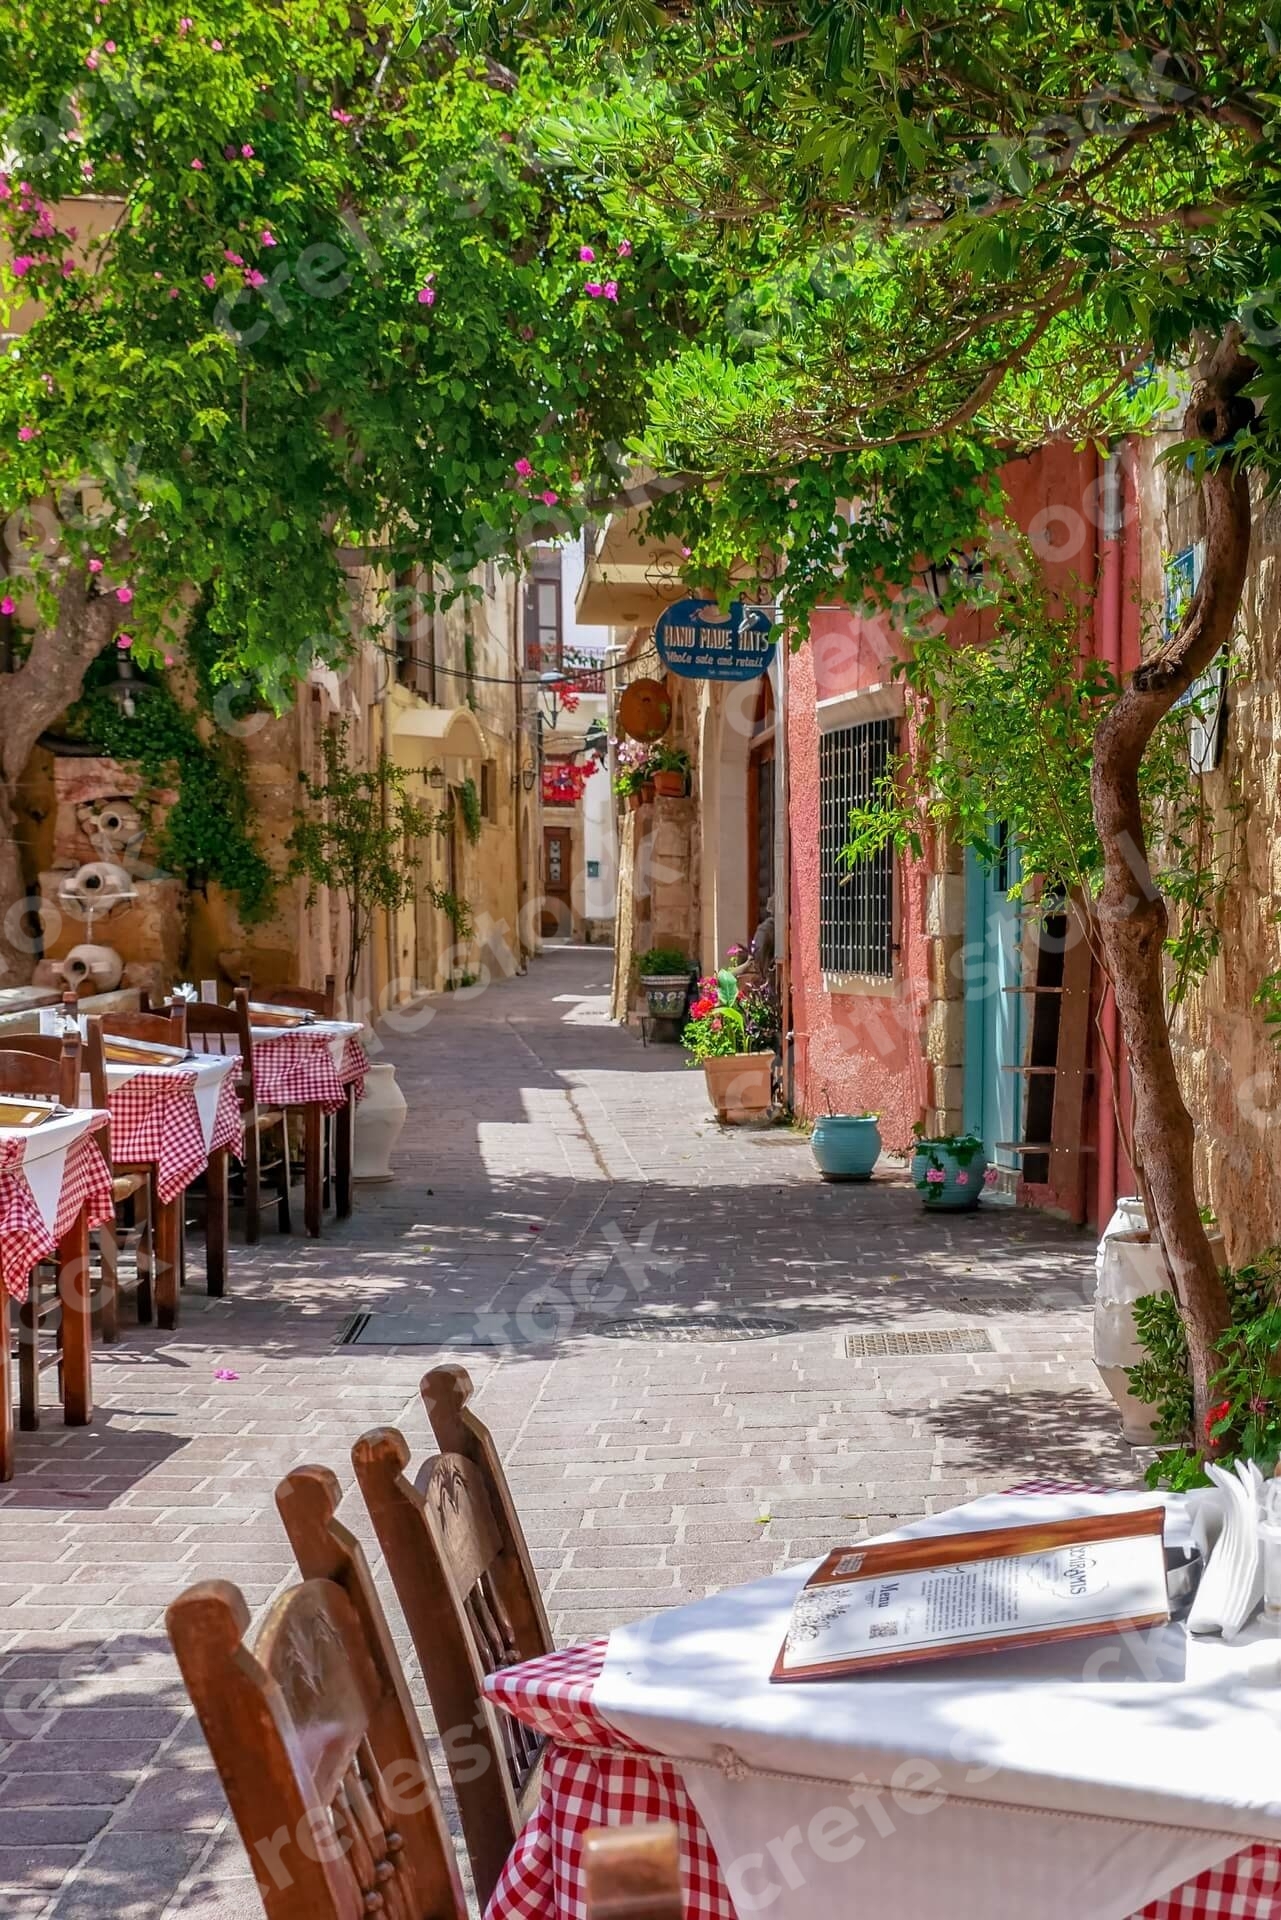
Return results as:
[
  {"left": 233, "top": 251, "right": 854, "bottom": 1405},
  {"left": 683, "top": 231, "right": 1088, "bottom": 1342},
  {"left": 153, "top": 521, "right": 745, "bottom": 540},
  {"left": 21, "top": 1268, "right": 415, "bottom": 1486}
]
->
[{"left": 655, "top": 597, "right": 777, "bottom": 681}]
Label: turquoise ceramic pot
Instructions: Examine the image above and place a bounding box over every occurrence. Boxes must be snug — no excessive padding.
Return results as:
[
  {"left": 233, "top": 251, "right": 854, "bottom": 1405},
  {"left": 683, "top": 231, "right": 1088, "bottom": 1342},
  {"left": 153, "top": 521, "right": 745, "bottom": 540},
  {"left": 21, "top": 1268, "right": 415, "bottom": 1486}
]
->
[
  {"left": 811, "top": 1114, "right": 882, "bottom": 1182},
  {"left": 911, "top": 1139, "right": 989, "bottom": 1211}
]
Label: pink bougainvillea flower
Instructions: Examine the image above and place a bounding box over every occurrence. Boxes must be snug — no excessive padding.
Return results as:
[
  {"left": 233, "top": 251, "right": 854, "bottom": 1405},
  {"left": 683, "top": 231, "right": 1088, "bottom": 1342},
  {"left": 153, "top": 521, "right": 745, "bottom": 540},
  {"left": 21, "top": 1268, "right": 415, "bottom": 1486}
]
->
[
  {"left": 244, "top": 268, "right": 266, "bottom": 288},
  {"left": 241, "top": 144, "right": 254, "bottom": 158},
  {"left": 583, "top": 280, "right": 603, "bottom": 297},
  {"left": 85, "top": 50, "right": 99, "bottom": 68},
  {"left": 40, "top": 373, "right": 54, "bottom": 392},
  {"left": 201, "top": 271, "right": 216, "bottom": 289},
  {"left": 223, "top": 249, "right": 243, "bottom": 265},
  {"left": 190, "top": 157, "right": 204, "bottom": 170},
  {"left": 115, "top": 584, "right": 133, "bottom": 604},
  {"left": 62, "top": 259, "right": 76, "bottom": 277},
  {"left": 223, "top": 144, "right": 236, "bottom": 159},
  {"left": 80, "top": 160, "right": 95, "bottom": 180},
  {"left": 417, "top": 285, "right": 436, "bottom": 305},
  {"left": 514, "top": 457, "right": 533, "bottom": 478},
  {"left": 11, "top": 255, "right": 34, "bottom": 277},
  {"left": 87, "top": 557, "right": 103, "bottom": 573},
  {"left": 168, "top": 286, "right": 179, "bottom": 298},
  {"left": 214, "top": 1368, "right": 239, "bottom": 1381},
  {"left": 0, "top": 180, "right": 10, "bottom": 202},
  {"left": 332, "top": 108, "right": 354, "bottom": 125},
  {"left": 0, "top": 597, "right": 14, "bottom": 617},
  {"left": 617, "top": 239, "right": 632, "bottom": 256},
  {"left": 259, "top": 229, "right": 276, "bottom": 246},
  {"left": 164, "top": 653, "right": 175, "bottom": 666},
  {"left": 178, "top": 15, "right": 192, "bottom": 30},
  {"left": 603, "top": 280, "right": 618, "bottom": 301},
  {"left": 210, "top": 38, "right": 222, "bottom": 49},
  {"left": 540, "top": 490, "right": 559, "bottom": 506},
  {"left": 579, "top": 245, "right": 596, "bottom": 262},
  {"left": 104, "top": 39, "right": 116, "bottom": 51},
  {"left": 681, "top": 546, "right": 691, "bottom": 558},
  {"left": 17, "top": 425, "right": 35, "bottom": 442},
  {"left": 116, "top": 633, "right": 132, "bottom": 649}
]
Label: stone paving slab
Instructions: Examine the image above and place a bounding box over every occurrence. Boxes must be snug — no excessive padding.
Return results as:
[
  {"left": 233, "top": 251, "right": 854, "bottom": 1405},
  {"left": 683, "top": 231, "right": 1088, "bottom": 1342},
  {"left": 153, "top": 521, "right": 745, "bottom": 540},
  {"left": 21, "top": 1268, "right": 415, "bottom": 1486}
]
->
[{"left": 0, "top": 946, "right": 1137, "bottom": 1916}]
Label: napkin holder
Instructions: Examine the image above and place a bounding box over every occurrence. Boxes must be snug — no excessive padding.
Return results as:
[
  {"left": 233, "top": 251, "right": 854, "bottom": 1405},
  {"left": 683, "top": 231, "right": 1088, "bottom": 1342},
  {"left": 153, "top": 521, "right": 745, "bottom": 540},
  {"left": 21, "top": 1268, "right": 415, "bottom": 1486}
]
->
[{"left": 1186, "top": 1460, "right": 1265, "bottom": 1639}]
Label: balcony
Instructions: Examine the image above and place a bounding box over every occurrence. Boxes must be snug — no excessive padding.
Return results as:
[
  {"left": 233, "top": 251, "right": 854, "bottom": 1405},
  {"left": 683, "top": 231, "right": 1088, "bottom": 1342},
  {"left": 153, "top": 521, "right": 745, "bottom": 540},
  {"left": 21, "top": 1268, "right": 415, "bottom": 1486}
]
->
[{"left": 575, "top": 511, "right": 689, "bottom": 627}]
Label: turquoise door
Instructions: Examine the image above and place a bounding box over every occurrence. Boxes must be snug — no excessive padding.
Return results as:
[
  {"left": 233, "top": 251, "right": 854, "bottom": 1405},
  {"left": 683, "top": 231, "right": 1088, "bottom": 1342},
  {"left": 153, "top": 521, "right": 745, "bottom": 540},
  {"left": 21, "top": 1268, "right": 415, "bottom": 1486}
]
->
[{"left": 962, "top": 827, "right": 1024, "bottom": 1171}]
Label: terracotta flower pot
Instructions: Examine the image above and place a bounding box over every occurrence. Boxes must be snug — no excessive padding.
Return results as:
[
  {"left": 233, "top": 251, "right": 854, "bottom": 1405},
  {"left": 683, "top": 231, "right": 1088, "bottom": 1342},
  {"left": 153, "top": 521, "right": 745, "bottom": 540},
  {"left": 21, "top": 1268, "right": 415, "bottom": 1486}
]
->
[
  {"left": 702, "top": 1052, "right": 774, "bottom": 1123},
  {"left": 626, "top": 791, "right": 643, "bottom": 813},
  {"left": 641, "top": 780, "right": 656, "bottom": 803},
  {"left": 652, "top": 769, "right": 687, "bottom": 798}
]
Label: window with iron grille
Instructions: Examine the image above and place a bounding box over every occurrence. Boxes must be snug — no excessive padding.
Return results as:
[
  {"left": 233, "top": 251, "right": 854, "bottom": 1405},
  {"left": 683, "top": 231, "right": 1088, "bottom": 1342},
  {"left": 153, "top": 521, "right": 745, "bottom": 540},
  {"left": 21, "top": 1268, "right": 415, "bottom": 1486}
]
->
[{"left": 819, "top": 717, "right": 896, "bottom": 977}]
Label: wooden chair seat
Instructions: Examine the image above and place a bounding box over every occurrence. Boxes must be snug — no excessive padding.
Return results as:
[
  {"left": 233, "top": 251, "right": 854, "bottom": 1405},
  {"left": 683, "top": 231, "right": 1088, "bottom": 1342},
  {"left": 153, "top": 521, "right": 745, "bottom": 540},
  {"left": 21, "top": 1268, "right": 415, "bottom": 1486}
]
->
[{"left": 348, "top": 1365, "right": 553, "bottom": 1911}]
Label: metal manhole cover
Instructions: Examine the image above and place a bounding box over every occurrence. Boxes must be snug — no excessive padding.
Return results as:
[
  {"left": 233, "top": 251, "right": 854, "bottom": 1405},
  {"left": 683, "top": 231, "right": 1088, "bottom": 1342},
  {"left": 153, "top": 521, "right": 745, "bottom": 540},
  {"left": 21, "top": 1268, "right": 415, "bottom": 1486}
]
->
[
  {"left": 600, "top": 1312, "right": 799, "bottom": 1342},
  {"left": 846, "top": 1328, "right": 993, "bottom": 1357}
]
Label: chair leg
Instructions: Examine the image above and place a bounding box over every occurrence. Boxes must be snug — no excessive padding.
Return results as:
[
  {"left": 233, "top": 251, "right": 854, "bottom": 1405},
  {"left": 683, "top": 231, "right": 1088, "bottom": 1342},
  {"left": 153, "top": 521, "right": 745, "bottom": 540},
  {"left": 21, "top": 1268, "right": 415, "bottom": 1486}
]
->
[
  {"left": 206, "top": 1149, "right": 228, "bottom": 1297},
  {"left": 0, "top": 1290, "right": 12, "bottom": 1483},
  {"left": 136, "top": 1182, "right": 154, "bottom": 1326},
  {"left": 276, "top": 1122, "right": 292, "bottom": 1235},
  {"left": 244, "top": 1119, "right": 262, "bottom": 1245},
  {"left": 322, "top": 1113, "right": 332, "bottom": 1211},
  {"left": 336, "top": 1090, "right": 354, "bottom": 1220},
  {"left": 155, "top": 1196, "right": 181, "bottom": 1331},
  {"left": 58, "top": 1211, "right": 92, "bottom": 1428},
  {"left": 304, "top": 1105, "right": 323, "bottom": 1238},
  {"left": 18, "top": 1271, "right": 40, "bottom": 1432},
  {"left": 98, "top": 1221, "right": 120, "bottom": 1345}
]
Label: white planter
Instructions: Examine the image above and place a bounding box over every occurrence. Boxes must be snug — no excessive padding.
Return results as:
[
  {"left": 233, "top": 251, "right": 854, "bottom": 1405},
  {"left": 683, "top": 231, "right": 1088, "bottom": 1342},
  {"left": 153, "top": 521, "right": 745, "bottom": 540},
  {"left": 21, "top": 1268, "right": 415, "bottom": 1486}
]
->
[
  {"left": 352, "top": 1062, "right": 408, "bottom": 1183},
  {"left": 1092, "top": 1198, "right": 1226, "bottom": 1445}
]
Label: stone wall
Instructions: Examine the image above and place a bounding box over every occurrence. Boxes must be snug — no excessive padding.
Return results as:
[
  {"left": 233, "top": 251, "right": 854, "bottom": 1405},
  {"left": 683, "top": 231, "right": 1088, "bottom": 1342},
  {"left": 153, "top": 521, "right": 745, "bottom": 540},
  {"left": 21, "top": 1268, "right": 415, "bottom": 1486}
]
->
[{"left": 1160, "top": 470, "right": 1281, "bottom": 1263}]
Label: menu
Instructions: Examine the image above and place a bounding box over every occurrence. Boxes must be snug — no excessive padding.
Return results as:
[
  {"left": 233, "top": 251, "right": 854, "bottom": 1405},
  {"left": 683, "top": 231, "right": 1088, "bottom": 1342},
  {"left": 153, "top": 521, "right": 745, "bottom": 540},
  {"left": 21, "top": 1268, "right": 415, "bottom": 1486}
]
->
[{"left": 772, "top": 1506, "right": 1169, "bottom": 1679}]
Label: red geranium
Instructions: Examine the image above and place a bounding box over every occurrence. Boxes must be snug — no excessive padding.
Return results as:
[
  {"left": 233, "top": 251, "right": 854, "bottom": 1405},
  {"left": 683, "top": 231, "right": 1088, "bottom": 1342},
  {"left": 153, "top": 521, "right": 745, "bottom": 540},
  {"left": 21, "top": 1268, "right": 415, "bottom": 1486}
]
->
[{"left": 1204, "top": 1398, "right": 1232, "bottom": 1437}]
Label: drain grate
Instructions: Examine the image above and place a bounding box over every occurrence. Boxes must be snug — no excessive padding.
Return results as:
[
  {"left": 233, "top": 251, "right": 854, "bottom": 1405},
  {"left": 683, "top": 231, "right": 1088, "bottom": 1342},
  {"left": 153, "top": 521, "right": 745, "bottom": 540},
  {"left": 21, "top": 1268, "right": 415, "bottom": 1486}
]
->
[
  {"left": 599, "top": 1312, "right": 798, "bottom": 1342},
  {"left": 845, "top": 1327, "right": 993, "bottom": 1357}
]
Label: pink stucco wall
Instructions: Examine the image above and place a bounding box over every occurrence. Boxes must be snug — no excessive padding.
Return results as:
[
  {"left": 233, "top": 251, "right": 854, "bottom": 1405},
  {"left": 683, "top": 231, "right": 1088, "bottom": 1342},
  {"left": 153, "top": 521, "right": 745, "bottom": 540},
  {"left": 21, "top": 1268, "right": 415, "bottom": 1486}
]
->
[{"left": 786, "top": 443, "right": 1130, "bottom": 1159}]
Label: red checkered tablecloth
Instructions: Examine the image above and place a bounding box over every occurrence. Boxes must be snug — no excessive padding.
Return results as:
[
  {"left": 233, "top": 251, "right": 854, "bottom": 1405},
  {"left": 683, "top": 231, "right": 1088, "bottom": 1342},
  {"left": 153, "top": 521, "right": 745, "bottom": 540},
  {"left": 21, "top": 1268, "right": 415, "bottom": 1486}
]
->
[
  {"left": 0, "top": 1130, "right": 114, "bottom": 1303},
  {"left": 250, "top": 1031, "right": 368, "bottom": 1114},
  {"left": 108, "top": 1065, "right": 242, "bottom": 1204},
  {"left": 483, "top": 1483, "right": 1281, "bottom": 1920}
]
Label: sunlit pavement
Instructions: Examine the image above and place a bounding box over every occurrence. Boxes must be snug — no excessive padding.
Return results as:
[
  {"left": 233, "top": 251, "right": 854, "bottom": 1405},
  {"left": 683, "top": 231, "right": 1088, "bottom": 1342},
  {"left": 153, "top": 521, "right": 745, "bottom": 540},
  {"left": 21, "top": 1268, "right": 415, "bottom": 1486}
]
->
[{"left": 0, "top": 945, "right": 1134, "bottom": 1917}]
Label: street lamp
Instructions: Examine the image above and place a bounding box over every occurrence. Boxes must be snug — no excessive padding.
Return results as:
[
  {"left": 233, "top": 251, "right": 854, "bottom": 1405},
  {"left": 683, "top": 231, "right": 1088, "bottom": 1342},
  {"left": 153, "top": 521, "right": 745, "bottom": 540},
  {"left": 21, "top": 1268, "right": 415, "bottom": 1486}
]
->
[
  {"left": 537, "top": 668, "right": 567, "bottom": 731},
  {"left": 583, "top": 717, "right": 608, "bottom": 763}
]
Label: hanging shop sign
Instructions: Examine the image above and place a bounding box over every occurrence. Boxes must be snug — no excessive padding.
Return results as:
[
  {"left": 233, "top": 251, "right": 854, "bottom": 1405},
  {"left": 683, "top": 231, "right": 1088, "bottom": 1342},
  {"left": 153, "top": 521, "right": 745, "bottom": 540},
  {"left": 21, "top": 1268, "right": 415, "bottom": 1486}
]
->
[
  {"left": 655, "top": 597, "right": 777, "bottom": 682},
  {"left": 617, "top": 678, "right": 673, "bottom": 743}
]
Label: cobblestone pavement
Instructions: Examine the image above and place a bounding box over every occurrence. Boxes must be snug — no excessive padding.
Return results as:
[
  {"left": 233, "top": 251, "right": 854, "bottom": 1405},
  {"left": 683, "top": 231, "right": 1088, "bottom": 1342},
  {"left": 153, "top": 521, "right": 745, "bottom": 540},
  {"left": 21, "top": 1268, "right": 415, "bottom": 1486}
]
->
[{"left": 0, "top": 946, "right": 1138, "bottom": 1918}]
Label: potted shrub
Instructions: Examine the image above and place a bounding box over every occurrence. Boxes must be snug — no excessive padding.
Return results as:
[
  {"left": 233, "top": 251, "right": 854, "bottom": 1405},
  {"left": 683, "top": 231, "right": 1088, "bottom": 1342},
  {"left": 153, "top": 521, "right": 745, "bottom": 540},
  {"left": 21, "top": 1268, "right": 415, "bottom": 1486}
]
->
[
  {"left": 613, "top": 740, "right": 653, "bottom": 814},
  {"left": 1094, "top": 1201, "right": 1227, "bottom": 1443},
  {"left": 636, "top": 946, "right": 692, "bottom": 1022},
  {"left": 651, "top": 746, "right": 691, "bottom": 798},
  {"left": 811, "top": 1110, "right": 883, "bottom": 1181},
  {"left": 684, "top": 964, "right": 779, "bottom": 1123},
  {"left": 910, "top": 1131, "right": 993, "bottom": 1211}
]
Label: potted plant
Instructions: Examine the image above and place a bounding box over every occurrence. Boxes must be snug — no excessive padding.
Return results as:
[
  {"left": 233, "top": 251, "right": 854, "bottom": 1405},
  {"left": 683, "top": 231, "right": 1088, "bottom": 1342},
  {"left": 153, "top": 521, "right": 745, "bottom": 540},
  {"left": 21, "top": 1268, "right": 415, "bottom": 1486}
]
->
[
  {"left": 1094, "top": 1201, "right": 1228, "bottom": 1443},
  {"left": 613, "top": 740, "right": 653, "bottom": 813},
  {"left": 650, "top": 746, "right": 691, "bottom": 798},
  {"left": 811, "top": 1106, "right": 883, "bottom": 1181},
  {"left": 910, "top": 1131, "right": 993, "bottom": 1211},
  {"left": 684, "top": 964, "right": 779, "bottom": 1123},
  {"left": 636, "top": 946, "right": 692, "bottom": 1022}
]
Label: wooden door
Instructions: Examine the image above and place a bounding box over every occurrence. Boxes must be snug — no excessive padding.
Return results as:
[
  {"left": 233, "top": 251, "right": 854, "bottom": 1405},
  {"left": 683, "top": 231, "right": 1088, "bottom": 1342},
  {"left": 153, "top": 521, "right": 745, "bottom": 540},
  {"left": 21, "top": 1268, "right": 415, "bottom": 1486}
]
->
[{"left": 541, "top": 824, "right": 572, "bottom": 937}]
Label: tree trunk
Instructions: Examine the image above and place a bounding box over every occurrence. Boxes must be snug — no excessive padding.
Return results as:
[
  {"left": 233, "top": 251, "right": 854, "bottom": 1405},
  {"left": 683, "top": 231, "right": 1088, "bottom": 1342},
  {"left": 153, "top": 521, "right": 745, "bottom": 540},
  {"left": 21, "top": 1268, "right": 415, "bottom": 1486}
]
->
[
  {"left": 1091, "top": 327, "right": 1254, "bottom": 1442},
  {"left": 0, "top": 567, "right": 124, "bottom": 985}
]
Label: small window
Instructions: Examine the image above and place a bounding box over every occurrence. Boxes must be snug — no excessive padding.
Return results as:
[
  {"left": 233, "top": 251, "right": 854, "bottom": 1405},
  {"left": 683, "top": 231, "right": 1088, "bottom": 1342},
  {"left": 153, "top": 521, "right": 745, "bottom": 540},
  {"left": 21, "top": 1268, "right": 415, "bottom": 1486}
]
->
[
  {"left": 819, "top": 718, "right": 896, "bottom": 978},
  {"left": 524, "top": 550, "right": 563, "bottom": 671},
  {"left": 480, "top": 760, "right": 497, "bottom": 822}
]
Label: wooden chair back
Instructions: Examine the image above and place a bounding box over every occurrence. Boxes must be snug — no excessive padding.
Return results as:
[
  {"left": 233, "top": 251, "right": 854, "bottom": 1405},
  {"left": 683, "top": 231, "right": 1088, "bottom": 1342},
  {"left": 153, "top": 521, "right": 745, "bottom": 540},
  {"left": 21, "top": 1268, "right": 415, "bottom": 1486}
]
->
[
  {"left": 168, "top": 1516, "right": 469, "bottom": 1920},
  {"left": 184, "top": 989, "right": 255, "bottom": 1105},
  {"left": 585, "top": 1824, "right": 683, "bottom": 1920},
  {"left": 240, "top": 974, "right": 336, "bottom": 1019},
  {"left": 349, "top": 1366, "right": 552, "bottom": 1910},
  {"left": 0, "top": 1036, "right": 81, "bottom": 1108},
  {"left": 99, "top": 1006, "right": 188, "bottom": 1048}
]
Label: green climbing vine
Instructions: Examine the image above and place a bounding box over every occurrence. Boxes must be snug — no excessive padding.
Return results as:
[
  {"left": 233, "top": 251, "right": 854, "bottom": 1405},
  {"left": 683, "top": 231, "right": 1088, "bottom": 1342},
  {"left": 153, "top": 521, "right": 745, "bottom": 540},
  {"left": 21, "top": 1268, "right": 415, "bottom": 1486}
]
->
[
  {"left": 457, "top": 778, "right": 483, "bottom": 845},
  {"left": 65, "top": 664, "right": 275, "bottom": 923}
]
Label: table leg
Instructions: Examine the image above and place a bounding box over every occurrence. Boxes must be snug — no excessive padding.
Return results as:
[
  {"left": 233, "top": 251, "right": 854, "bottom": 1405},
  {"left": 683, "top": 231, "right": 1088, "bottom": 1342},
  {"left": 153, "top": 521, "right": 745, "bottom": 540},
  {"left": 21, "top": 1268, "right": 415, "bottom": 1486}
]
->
[
  {"left": 0, "top": 1289, "right": 13, "bottom": 1482},
  {"left": 155, "top": 1191, "right": 181, "bottom": 1330},
  {"left": 206, "top": 1149, "right": 228, "bottom": 1297},
  {"left": 336, "top": 1088, "right": 354, "bottom": 1220},
  {"left": 304, "top": 1104, "right": 323, "bottom": 1237},
  {"left": 58, "top": 1208, "right": 92, "bottom": 1428}
]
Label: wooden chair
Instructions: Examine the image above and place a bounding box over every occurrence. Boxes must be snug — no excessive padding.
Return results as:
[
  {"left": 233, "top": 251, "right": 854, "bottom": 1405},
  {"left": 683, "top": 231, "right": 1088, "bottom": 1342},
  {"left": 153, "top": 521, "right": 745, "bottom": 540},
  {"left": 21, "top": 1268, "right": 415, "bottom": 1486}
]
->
[
  {"left": 170, "top": 1471, "right": 682, "bottom": 1920},
  {"left": 167, "top": 1467, "right": 469, "bottom": 1920},
  {"left": 0, "top": 1039, "right": 92, "bottom": 1464},
  {"left": 585, "top": 1824, "right": 682, "bottom": 1920},
  {"left": 240, "top": 974, "right": 349, "bottom": 1228},
  {"left": 185, "top": 989, "right": 290, "bottom": 1244},
  {"left": 83, "top": 1016, "right": 166, "bottom": 1339},
  {"left": 348, "top": 1365, "right": 553, "bottom": 1911}
]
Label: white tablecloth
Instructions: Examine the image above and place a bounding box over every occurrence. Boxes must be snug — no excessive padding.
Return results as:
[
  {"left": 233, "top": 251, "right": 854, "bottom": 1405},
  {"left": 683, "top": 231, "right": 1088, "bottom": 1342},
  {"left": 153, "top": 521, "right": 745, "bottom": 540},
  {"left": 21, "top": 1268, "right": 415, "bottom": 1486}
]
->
[
  {"left": 0, "top": 1109, "right": 106, "bottom": 1231},
  {"left": 596, "top": 1491, "right": 1281, "bottom": 1920}
]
